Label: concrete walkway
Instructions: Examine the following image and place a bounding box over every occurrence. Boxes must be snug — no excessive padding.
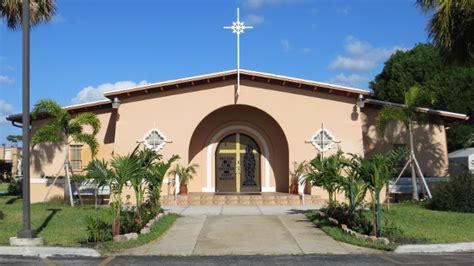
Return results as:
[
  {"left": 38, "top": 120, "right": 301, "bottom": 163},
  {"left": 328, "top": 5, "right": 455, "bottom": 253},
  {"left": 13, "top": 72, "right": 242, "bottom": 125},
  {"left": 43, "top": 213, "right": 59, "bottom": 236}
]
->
[{"left": 119, "top": 205, "right": 382, "bottom": 256}]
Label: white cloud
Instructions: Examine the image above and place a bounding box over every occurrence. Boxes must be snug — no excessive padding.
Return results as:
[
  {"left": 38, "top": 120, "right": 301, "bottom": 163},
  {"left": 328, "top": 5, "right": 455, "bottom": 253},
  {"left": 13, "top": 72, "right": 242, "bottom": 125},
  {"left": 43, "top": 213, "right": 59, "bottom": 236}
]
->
[
  {"left": 3, "top": 65, "right": 14, "bottom": 71},
  {"left": 330, "top": 73, "right": 369, "bottom": 87},
  {"left": 336, "top": 5, "right": 351, "bottom": 15},
  {"left": 280, "top": 39, "right": 291, "bottom": 51},
  {"left": 72, "top": 80, "right": 149, "bottom": 104},
  {"left": 0, "top": 75, "right": 14, "bottom": 84},
  {"left": 0, "top": 99, "right": 14, "bottom": 124},
  {"left": 243, "top": 0, "right": 307, "bottom": 9},
  {"left": 245, "top": 14, "right": 264, "bottom": 26},
  {"left": 301, "top": 48, "right": 311, "bottom": 54},
  {"left": 328, "top": 35, "right": 406, "bottom": 71}
]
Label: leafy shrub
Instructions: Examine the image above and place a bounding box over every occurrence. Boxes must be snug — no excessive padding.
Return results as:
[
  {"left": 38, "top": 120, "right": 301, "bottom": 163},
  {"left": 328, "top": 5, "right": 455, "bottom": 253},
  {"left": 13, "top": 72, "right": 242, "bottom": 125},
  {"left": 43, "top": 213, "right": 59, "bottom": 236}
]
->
[
  {"left": 322, "top": 203, "right": 373, "bottom": 235},
  {"left": 8, "top": 179, "right": 22, "bottom": 195},
  {"left": 85, "top": 215, "right": 112, "bottom": 243},
  {"left": 120, "top": 209, "right": 143, "bottom": 234},
  {"left": 139, "top": 203, "right": 158, "bottom": 223},
  {"left": 428, "top": 172, "right": 474, "bottom": 213}
]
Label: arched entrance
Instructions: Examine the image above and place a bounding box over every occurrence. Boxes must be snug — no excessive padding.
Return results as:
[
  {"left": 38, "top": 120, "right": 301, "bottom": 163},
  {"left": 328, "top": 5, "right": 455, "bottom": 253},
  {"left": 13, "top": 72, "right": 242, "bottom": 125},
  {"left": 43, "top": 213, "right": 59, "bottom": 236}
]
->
[
  {"left": 215, "top": 133, "right": 261, "bottom": 193},
  {"left": 188, "top": 104, "right": 289, "bottom": 193}
]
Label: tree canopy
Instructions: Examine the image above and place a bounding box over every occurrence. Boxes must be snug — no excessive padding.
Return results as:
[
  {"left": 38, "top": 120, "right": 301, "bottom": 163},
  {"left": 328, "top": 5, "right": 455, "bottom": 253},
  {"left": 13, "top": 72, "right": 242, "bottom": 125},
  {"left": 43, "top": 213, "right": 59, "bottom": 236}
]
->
[
  {"left": 370, "top": 43, "right": 474, "bottom": 151},
  {"left": 416, "top": 0, "right": 474, "bottom": 65}
]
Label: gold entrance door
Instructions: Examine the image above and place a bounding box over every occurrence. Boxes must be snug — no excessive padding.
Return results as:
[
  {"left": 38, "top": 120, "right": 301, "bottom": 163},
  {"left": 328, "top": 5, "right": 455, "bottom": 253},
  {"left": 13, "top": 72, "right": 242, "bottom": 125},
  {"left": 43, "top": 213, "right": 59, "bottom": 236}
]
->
[{"left": 215, "top": 133, "right": 261, "bottom": 193}]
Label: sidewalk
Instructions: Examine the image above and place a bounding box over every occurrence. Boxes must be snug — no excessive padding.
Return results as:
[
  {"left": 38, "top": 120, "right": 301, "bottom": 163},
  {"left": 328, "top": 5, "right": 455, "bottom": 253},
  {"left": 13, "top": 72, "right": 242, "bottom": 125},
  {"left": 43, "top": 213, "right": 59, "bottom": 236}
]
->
[
  {"left": 119, "top": 213, "right": 382, "bottom": 256},
  {"left": 0, "top": 247, "right": 101, "bottom": 258}
]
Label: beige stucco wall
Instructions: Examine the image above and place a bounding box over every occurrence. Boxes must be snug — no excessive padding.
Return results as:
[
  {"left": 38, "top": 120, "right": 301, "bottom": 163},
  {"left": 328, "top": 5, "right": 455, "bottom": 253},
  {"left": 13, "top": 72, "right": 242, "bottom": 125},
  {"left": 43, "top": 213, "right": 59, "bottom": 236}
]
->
[
  {"left": 27, "top": 79, "right": 449, "bottom": 203},
  {"left": 361, "top": 107, "right": 448, "bottom": 177}
]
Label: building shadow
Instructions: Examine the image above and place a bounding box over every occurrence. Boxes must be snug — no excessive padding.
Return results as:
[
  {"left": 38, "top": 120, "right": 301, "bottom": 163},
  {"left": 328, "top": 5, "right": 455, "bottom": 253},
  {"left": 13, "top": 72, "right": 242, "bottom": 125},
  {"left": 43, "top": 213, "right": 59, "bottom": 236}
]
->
[{"left": 36, "top": 208, "right": 62, "bottom": 234}]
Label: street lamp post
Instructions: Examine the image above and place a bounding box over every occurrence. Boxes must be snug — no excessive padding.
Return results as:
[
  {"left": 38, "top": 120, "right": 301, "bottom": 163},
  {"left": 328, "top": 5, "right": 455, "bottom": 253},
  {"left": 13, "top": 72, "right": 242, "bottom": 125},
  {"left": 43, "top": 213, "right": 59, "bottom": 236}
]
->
[{"left": 17, "top": 0, "right": 36, "bottom": 239}]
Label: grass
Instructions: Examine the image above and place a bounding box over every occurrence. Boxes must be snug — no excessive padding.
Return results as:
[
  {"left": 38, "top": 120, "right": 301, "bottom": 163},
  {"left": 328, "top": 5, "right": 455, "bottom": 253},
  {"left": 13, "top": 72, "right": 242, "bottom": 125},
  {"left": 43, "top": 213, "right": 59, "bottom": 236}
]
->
[
  {"left": 0, "top": 195, "right": 113, "bottom": 246},
  {"left": 0, "top": 194, "right": 178, "bottom": 248},
  {"left": 378, "top": 202, "right": 474, "bottom": 244},
  {"left": 99, "top": 213, "right": 178, "bottom": 252},
  {"left": 0, "top": 183, "right": 8, "bottom": 193},
  {"left": 307, "top": 202, "right": 474, "bottom": 251},
  {"left": 306, "top": 212, "right": 396, "bottom": 251}
]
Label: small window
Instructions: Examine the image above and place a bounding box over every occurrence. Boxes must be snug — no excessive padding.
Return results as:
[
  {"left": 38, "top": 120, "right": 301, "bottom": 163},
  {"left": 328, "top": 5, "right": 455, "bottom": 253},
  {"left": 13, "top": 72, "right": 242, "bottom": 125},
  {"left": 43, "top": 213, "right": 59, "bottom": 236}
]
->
[
  {"left": 143, "top": 129, "right": 167, "bottom": 151},
  {"left": 70, "top": 145, "right": 82, "bottom": 169},
  {"left": 4, "top": 149, "right": 12, "bottom": 162},
  {"left": 311, "top": 128, "right": 336, "bottom": 152}
]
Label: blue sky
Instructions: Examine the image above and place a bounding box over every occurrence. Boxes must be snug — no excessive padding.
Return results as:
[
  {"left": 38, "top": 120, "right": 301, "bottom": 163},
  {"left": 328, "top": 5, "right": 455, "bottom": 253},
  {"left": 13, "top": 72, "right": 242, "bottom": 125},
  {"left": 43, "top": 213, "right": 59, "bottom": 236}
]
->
[{"left": 0, "top": 0, "right": 430, "bottom": 143}]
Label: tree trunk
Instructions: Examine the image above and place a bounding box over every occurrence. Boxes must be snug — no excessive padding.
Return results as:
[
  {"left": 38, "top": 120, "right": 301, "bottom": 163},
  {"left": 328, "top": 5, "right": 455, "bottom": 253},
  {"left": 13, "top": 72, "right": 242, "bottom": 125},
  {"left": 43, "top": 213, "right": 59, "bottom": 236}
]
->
[
  {"left": 376, "top": 190, "right": 381, "bottom": 237},
  {"left": 94, "top": 186, "right": 98, "bottom": 210},
  {"left": 64, "top": 145, "right": 74, "bottom": 207},
  {"left": 408, "top": 121, "right": 419, "bottom": 202}
]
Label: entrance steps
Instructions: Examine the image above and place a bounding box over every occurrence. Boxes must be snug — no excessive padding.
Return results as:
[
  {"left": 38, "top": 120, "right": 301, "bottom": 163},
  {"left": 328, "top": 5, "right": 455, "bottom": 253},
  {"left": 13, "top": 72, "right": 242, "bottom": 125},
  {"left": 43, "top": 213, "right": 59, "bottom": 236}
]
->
[{"left": 160, "top": 192, "right": 324, "bottom": 205}]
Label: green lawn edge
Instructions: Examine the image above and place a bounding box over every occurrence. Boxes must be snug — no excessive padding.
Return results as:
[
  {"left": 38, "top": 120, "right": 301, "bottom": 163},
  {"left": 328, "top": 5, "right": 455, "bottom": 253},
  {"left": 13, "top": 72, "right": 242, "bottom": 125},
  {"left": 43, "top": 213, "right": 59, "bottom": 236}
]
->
[
  {"left": 305, "top": 212, "right": 397, "bottom": 251},
  {"left": 98, "top": 213, "right": 179, "bottom": 253}
]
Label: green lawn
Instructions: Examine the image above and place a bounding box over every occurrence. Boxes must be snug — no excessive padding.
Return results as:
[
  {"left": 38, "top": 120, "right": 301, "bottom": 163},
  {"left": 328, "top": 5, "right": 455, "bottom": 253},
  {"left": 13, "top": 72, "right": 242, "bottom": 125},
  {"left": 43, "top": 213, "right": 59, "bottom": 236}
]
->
[
  {"left": 379, "top": 203, "right": 474, "bottom": 244},
  {"left": 0, "top": 183, "right": 8, "bottom": 193},
  {"left": 0, "top": 195, "right": 113, "bottom": 246},
  {"left": 307, "top": 203, "right": 474, "bottom": 250}
]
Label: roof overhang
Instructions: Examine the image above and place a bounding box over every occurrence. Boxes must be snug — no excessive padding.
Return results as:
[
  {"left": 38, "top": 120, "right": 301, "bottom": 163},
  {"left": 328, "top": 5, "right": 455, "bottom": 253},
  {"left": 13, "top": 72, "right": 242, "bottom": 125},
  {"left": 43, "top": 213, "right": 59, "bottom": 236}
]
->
[
  {"left": 365, "top": 98, "right": 470, "bottom": 121},
  {"left": 103, "top": 69, "right": 373, "bottom": 100}
]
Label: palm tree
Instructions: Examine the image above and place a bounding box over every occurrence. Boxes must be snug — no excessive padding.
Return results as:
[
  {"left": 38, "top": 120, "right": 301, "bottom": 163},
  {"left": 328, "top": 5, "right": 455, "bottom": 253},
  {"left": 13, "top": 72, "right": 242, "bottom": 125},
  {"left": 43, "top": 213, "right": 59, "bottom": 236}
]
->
[
  {"left": 32, "top": 99, "right": 101, "bottom": 206},
  {"left": 85, "top": 159, "right": 113, "bottom": 210},
  {"left": 376, "top": 86, "right": 435, "bottom": 201},
  {"left": 146, "top": 154, "right": 180, "bottom": 209},
  {"left": 6, "top": 135, "right": 22, "bottom": 146},
  {"left": 416, "top": 0, "right": 474, "bottom": 65},
  {"left": 0, "top": 0, "right": 56, "bottom": 29},
  {"left": 353, "top": 151, "right": 402, "bottom": 236},
  {"left": 168, "top": 163, "right": 198, "bottom": 195},
  {"left": 304, "top": 150, "right": 347, "bottom": 206},
  {"left": 343, "top": 155, "right": 368, "bottom": 215}
]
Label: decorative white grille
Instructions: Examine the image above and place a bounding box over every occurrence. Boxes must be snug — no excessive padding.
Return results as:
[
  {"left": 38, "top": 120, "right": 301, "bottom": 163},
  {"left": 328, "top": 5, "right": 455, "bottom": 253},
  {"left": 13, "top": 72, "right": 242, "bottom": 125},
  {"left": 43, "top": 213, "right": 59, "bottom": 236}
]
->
[
  {"left": 311, "top": 128, "right": 336, "bottom": 152},
  {"left": 143, "top": 129, "right": 167, "bottom": 151}
]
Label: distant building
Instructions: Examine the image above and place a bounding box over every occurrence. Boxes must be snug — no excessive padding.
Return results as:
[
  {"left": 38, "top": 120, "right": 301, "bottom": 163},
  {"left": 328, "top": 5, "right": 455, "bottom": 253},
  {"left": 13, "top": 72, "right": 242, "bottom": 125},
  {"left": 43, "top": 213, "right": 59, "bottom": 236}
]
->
[
  {"left": 448, "top": 147, "right": 474, "bottom": 176},
  {"left": 0, "top": 146, "right": 22, "bottom": 178}
]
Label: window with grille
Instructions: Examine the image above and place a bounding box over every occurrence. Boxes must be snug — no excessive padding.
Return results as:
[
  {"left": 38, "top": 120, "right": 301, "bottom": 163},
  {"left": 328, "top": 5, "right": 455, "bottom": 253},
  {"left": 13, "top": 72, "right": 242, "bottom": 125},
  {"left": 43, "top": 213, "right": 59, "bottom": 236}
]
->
[
  {"left": 143, "top": 129, "right": 167, "bottom": 151},
  {"left": 311, "top": 128, "right": 336, "bottom": 152},
  {"left": 70, "top": 145, "right": 82, "bottom": 169}
]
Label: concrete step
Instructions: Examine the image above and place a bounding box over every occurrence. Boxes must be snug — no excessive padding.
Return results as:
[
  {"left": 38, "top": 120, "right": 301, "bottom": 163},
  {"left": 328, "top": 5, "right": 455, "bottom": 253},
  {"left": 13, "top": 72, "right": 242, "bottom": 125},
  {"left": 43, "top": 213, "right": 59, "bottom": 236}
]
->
[{"left": 160, "top": 193, "right": 322, "bottom": 206}]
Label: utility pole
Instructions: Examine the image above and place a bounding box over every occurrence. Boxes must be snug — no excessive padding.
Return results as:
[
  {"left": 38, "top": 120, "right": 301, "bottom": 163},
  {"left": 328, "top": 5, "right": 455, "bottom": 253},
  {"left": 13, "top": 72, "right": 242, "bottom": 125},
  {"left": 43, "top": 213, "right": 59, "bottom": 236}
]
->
[{"left": 17, "top": 0, "right": 36, "bottom": 239}]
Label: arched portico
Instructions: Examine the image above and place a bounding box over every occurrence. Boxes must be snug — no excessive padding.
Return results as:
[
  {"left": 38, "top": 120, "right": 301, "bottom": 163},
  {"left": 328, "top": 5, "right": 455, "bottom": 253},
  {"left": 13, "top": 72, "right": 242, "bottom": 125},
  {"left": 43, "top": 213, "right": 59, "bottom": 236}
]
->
[{"left": 188, "top": 104, "right": 289, "bottom": 193}]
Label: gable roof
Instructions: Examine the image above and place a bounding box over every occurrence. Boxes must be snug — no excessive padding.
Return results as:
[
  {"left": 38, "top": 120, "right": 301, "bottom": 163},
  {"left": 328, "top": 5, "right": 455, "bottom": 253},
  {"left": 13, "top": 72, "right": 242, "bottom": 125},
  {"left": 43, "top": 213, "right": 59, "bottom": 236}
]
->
[
  {"left": 6, "top": 69, "right": 469, "bottom": 123},
  {"left": 103, "top": 69, "right": 373, "bottom": 99}
]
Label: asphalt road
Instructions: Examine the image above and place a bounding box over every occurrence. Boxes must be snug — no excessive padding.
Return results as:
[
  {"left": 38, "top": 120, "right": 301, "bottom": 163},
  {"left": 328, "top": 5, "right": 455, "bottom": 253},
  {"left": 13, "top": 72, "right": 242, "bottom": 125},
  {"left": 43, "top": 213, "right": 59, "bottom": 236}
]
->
[{"left": 0, "top": 253, "right": 473, "bottom": 265}]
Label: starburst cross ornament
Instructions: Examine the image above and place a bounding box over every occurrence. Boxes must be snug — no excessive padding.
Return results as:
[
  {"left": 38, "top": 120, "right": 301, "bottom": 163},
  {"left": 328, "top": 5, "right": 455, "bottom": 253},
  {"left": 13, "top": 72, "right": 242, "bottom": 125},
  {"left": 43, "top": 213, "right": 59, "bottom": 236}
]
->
[{"left": 224, "top": 8, "right": 253, "bottom": 100}]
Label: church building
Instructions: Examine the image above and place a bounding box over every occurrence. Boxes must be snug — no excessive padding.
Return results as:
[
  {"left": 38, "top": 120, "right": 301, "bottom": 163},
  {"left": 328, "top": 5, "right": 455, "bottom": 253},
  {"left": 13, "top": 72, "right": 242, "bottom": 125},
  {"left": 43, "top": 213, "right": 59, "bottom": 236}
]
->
[{"left": 7, "top": 69, "right": 468, "bottom": 203}]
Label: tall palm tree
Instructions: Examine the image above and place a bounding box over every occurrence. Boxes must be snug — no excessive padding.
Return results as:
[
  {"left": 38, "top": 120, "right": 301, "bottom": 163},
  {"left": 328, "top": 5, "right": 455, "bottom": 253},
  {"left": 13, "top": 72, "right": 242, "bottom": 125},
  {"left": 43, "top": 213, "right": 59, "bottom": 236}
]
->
[
  {"left": 32, "top": 99, "right": 101, "bottom": 206},
  {"left": 0, "top": 0, "right": 56, "bottom": 29},
  {"left": 376, "top": 86, "right": 436, "bottom": 201},
  {"left": 416, "top": 0, "right": 474, "bottom": 65}
]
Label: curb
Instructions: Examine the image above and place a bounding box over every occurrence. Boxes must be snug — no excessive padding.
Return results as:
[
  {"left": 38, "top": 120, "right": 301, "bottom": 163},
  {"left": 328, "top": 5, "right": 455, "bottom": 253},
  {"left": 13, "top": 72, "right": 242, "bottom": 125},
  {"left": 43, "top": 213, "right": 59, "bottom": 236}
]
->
[
  {"left": 394, "top": 242, "right": 474, "bottom": 253},
  {"left": 0, "top": 247, "right": 101, "bottom": 258}
]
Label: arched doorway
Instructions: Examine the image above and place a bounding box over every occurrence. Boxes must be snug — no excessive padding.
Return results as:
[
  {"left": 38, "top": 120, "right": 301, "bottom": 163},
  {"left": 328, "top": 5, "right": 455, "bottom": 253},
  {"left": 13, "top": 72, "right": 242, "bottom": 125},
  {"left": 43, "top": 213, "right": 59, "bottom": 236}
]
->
[
  {"left": 188, "top": 104, "right": 289, "bottom": 193},
  {"left": 215, "top": 133, "right": 261, "bottom": 193}
]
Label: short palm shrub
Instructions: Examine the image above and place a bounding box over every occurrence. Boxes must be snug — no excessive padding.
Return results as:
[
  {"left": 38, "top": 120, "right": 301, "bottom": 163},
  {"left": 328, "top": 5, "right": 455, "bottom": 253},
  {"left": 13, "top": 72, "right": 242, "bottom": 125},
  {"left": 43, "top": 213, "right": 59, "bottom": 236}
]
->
[
  {"left": 304, "top": 150, "right": 347, "bottom": 207},
  {"left": 428, "top": 172, "right": 474, "bottom": 213},
  {"left": 85, "top": 215, "right": 112, "bottom": 243}
]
